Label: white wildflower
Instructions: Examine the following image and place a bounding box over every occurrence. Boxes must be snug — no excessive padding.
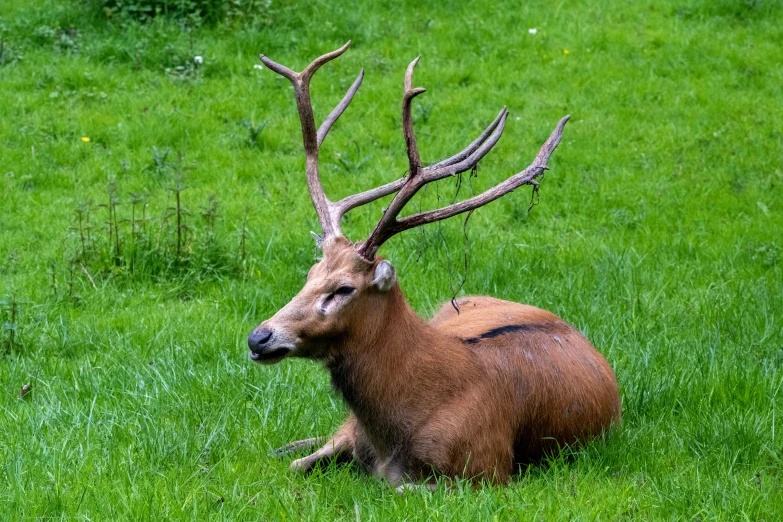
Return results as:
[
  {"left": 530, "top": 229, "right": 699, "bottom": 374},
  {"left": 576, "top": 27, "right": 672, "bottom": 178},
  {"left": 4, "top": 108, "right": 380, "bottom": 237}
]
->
[
  {"left": 253, "top": 64, "right": 264, "bottom": 70},
  {"left": 194, "top": 55, "right": 203, "bottom": 64},
  {"left": 528, "top": 28, "right": 537, "bottom": 35}
]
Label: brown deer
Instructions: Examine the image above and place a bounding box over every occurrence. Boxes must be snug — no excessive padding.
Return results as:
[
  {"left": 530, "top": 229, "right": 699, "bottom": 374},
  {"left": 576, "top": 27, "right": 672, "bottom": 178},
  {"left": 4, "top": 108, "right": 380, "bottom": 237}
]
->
[{"left": 249, "top": 41, "right": 621, "bottom": 491}]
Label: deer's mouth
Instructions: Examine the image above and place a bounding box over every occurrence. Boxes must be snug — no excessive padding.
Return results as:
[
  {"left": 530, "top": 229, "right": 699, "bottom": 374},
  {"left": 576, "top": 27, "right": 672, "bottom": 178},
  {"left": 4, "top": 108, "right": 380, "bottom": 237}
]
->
[{"left": 249, "top": 347, "right": 292, "bottom": 365}]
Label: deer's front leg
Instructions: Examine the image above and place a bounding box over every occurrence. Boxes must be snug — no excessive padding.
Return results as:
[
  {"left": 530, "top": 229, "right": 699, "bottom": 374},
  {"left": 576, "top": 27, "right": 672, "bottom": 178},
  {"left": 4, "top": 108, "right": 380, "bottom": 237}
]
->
[{"left": 289, "top": 415, "right": 358, "bottom": 473}]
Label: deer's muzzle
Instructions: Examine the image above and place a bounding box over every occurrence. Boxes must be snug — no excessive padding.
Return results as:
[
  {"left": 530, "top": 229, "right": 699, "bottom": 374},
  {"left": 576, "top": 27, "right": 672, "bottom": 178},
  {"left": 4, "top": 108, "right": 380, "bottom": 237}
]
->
[{"left": 248, "top": 327, "right": 292, "bottom": 364}]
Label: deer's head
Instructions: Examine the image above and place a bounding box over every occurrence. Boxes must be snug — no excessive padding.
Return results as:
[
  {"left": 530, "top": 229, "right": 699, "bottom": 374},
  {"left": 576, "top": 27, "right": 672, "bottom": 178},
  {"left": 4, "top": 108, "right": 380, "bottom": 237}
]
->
[
  {"left": 248, "top": 41, "right": 568, "bottom": 364},
  {"left": 248, "top": 237, "right": 397, "bottom": 364}
]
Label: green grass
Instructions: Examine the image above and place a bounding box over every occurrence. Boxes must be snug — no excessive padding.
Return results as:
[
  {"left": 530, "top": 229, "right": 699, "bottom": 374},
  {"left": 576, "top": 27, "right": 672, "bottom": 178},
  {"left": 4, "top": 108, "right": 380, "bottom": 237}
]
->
[{"left": 1, "top": 0, "right": 782, "bottom": 519}]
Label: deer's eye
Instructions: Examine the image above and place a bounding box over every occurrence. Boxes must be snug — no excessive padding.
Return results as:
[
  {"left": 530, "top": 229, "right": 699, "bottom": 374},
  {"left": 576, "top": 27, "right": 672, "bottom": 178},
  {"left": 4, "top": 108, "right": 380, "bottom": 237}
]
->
[
  {"left": 319, "top": 285, "right": 356, "bottom": 315},
  {"left": 334, "top": 285, "right": 355, "bottom": 296}
]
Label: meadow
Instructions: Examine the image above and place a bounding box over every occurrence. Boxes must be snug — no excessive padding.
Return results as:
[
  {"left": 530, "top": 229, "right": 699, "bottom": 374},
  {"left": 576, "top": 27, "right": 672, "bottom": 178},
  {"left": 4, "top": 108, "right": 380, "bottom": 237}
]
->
[{"left": 0, "top": 0, "right": 781, "bottom": 519}]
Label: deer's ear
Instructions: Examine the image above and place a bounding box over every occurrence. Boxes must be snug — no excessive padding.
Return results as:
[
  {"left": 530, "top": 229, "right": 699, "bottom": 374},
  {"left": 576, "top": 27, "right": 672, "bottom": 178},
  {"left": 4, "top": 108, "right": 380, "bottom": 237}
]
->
[{"left": 371, "top": 260, "right": 396, "bottom": 293}]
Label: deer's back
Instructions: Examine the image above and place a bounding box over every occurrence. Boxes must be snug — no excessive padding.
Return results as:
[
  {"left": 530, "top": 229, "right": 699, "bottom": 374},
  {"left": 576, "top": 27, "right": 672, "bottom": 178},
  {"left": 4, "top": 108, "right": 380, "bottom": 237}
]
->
[{"left": 429, "top": 296, "right": 621, "bottom": 463}]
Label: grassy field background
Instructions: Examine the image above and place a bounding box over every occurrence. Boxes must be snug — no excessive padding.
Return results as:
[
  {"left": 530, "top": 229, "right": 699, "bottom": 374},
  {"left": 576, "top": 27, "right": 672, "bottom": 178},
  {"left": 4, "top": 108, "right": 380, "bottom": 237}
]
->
[{"left": 1, "top": 0, "right": 782, "bottom": 519}]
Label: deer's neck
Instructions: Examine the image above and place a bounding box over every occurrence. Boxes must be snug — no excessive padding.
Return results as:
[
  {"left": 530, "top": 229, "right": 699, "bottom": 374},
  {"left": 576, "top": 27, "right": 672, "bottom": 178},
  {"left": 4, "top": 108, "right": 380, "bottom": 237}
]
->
[{"left": 325, "top": 285, "right": 468, "bottom": 456}]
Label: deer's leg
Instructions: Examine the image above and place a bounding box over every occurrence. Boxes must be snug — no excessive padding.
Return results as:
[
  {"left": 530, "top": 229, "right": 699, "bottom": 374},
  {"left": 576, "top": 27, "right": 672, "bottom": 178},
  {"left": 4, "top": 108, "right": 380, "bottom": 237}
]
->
[
  {"left": 272, "top": 437, "right": 327, "bottom": 457},
  {"left": 290, "top": 415, "right": 358, "bottom": 473}
]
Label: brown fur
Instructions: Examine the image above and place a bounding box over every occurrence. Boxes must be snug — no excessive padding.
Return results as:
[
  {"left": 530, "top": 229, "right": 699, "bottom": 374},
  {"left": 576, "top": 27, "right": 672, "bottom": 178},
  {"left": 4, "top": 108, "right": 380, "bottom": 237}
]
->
[{"left": 252, "top": 238, "right": 621, "bottom": 487}]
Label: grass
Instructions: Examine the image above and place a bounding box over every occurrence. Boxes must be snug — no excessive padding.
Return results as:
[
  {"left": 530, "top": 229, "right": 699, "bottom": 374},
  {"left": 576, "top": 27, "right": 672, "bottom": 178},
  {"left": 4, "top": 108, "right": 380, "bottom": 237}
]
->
[{"left": 0, "top": 0, "right": 782, "bottom": 519}]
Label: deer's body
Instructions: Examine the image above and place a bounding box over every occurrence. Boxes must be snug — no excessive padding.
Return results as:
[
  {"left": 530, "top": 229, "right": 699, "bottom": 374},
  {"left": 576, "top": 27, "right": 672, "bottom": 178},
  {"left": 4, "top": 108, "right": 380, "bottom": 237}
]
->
[
  {"left": 329, "top": 295, "right": 620, "bottom": 483},
  {"left": 269, "top": 240, "right": 621, "bottom": 487},
  {"left": 249, "top": 42, "right": 621, "bottom": 490}
]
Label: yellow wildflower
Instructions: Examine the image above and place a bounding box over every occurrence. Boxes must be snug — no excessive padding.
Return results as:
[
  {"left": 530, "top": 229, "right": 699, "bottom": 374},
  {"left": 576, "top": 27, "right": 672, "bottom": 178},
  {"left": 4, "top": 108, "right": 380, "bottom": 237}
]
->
[
  {"left": 81, "top": 137, "right": 90, "bottom": 143},
  {"left": 564, "top": 49, "right": 570, "bottom": 54}
]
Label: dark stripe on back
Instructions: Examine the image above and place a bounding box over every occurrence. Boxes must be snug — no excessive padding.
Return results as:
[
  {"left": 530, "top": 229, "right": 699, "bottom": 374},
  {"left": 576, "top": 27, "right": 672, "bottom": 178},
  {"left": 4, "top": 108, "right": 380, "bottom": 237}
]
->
[{"left": 461, "top": 322, "right": 557, "bottom": 344}]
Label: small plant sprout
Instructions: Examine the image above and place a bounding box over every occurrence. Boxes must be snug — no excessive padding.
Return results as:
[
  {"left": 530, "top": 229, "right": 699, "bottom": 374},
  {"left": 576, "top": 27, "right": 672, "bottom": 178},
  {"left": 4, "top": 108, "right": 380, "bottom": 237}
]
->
[
  {"left": 128, "top": 191, "right": 149, "bottom": 274},
  {"left": 200, "top": 194, "right": 220, "bottom": 238},
  {"left": 241, "top": 119, "right": 268, "bottom": 148},
  {"left": 165, "top": 156, "right": 192, "bottom": 264},
  {"left": 147, "top": 146, "right": 172, "bottom": 178},
  {"left": 99, "top": 180, "right": 122, "bottom": 267}
]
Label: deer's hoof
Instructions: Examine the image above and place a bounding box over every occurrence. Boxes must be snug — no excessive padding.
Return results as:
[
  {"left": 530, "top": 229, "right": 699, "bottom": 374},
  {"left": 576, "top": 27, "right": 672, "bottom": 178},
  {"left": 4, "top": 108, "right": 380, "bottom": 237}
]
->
[{"left": 290, "top": 457, "right": 314, "bottom": 473}]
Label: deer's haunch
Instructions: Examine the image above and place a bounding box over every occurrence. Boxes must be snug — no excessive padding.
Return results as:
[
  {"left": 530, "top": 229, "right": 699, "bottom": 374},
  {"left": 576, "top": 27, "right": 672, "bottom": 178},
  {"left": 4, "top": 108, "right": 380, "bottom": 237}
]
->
[{"left": 249, "top": 42, "right": 620, "bottom": 489}]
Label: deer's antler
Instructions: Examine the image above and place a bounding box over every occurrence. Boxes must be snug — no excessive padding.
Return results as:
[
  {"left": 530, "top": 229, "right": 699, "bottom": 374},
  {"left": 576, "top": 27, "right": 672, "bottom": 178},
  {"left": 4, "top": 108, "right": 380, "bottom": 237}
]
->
[
  {"left": 355, "top": 59, "right": 569, "bottom": 260},
  {"left": 262, "top": 44, "right": 569, "bottom": 259}
]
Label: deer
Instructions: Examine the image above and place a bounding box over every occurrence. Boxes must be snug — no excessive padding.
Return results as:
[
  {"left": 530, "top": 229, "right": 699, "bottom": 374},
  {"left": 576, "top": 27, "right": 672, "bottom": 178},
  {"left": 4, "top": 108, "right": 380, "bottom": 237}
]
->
[{"left": 249, "top": 41, "right": 621, "bottom": 492}]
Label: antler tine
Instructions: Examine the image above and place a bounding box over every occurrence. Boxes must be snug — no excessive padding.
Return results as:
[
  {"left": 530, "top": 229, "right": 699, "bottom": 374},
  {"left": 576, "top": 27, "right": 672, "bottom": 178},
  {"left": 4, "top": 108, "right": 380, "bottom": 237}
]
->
[
  {"left": 425, "top": 107, "right": 507, "bottom": 171},
  {"left": 258, "top": 55, "right": 298, "bottom": 82},
  {"left": 402, "top": 57, "right": 427, "bottom": 177},
  {"left": 301, "top": 41, "right": 352, "bottom": 80},
  {"left": 357, "top": 116, "right": 570, "bottom": 259},
  {"left": 317, "top": 68, "right": 364, "bottom": 148},
  {"left": 424, "top": 108, "right": 509, "bottom": 182}
]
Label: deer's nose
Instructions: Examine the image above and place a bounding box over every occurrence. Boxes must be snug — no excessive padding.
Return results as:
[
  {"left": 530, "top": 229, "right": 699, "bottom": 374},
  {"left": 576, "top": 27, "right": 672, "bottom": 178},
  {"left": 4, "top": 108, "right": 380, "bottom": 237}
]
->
[{"left": 248, "top": 328, "right": 273, "bottom": 353}]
